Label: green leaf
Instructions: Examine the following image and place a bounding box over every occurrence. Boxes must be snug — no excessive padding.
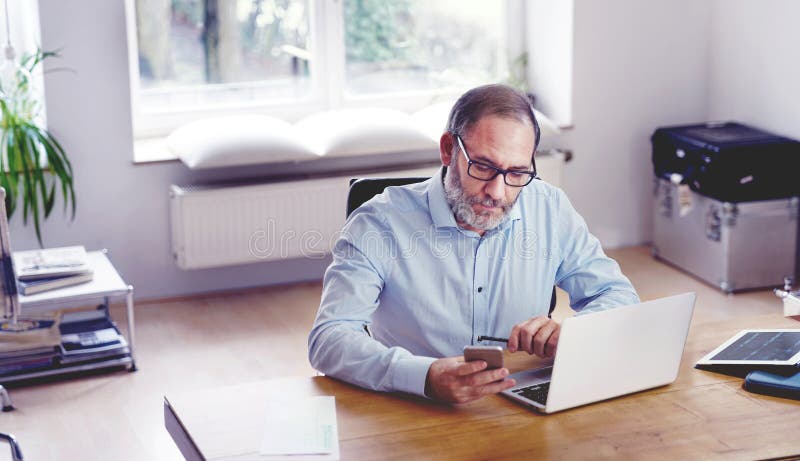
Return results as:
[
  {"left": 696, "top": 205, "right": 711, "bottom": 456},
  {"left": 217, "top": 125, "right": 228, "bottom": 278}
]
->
[
  {"left": 34, "top": 126, "right": 75, "bottom": 218},
  {"left": 0, "top": 96, "right": 15, "bottom": 218},
  {"left": 25, "top": 133, "right": 52, "bottom": 219},
  {"left": 1, "top": 47, "right": 73, "bottom": 246},
  {"left": 17, "top": 134, "right": 43, "bottom": 246}
]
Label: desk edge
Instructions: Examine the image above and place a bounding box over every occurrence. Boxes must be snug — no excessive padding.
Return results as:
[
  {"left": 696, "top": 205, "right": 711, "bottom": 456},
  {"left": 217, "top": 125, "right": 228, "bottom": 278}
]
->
[{"left": 164, "top": 397, "right": 206, "bottom": 461}]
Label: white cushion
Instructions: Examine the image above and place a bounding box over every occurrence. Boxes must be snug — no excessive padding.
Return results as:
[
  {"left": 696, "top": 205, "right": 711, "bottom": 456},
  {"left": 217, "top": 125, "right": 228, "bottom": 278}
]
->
[
  {"left": 412, "top": 100, "right": 456, "bottom": 142},
  {"left": 412, "top": 101, "right": 562, "bottom": 143},
  {"left": 166, "top": 115, "right": 318, "bottom": 169},
  {"left": 533, "top": 108, "right": 561, "bottom": 138},
  {"left": 169, "top": 104, "right": 560, "bottom": 170},
  {"left": 295, "top": 108, "right": 437, "bottom": 158}
]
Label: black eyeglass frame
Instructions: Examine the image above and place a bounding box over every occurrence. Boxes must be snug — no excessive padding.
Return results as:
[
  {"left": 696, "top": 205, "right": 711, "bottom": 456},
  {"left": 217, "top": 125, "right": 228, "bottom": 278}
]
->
[{"left": 454, "top": 134, "right": 539, "bottom": 187}]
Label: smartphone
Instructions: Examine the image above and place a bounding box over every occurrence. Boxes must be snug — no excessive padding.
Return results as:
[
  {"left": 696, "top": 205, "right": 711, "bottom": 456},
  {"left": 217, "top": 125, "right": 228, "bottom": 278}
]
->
[{"left": 463, "top": 345, "right": 504, "bottom": 370}]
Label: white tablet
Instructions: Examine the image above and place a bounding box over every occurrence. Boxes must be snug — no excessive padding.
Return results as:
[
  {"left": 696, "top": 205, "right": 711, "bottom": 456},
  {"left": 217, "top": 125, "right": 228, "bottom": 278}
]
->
[{"left": 696, "top": 329, "right": 800, "bottom": 366}]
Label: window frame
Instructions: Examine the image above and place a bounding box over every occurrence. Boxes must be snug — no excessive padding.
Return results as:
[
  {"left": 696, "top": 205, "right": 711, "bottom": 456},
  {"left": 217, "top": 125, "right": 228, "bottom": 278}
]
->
[{"left": 125, "top": 0, "right": 526, "bottom": 148}]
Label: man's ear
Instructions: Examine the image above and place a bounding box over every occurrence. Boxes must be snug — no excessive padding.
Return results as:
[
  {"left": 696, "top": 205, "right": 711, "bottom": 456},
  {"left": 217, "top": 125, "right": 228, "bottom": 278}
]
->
[{"left": 440, "top": 132, "right": 455, "bottom": 167}]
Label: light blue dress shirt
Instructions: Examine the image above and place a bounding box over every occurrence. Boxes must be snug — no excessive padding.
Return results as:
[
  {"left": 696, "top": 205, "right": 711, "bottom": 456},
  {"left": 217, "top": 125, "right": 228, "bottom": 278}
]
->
[{"left": 308, "top": 168, "right": 639, "bottom": 397}]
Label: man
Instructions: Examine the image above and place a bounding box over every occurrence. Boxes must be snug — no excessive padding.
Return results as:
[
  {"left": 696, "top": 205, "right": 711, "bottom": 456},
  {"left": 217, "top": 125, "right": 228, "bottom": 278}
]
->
[{"left": 308, "top": 84, "right": 639, "bottom": 404}]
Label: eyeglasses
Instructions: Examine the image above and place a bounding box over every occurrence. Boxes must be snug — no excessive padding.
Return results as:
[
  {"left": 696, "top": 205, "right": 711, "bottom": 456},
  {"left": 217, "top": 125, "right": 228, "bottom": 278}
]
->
[{"left": 454, "top": 134, "right": 538, "bottom": 187}]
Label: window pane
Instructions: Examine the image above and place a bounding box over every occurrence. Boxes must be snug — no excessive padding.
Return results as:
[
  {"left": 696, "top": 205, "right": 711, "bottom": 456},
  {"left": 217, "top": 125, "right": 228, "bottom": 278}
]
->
[
  {"left": 343, "top": 0, "right": 506, "bottom": 96},
  {"left": 135, "top": 0, "right": 311, "bottom": 112}
]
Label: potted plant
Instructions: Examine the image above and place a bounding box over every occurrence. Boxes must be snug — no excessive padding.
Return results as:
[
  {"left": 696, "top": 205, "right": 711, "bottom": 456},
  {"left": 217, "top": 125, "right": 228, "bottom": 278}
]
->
[{"left": 0, "top": 48, "right": 75, "bottom": 247}]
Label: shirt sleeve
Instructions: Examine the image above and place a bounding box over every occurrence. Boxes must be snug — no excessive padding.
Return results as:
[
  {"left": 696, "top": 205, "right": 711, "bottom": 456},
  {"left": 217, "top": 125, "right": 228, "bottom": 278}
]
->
[
  {"left": 307, "top": 209, "right": 436, "bottom": 397},
  {"left": 553, "top": 189, "right": 640, "bottom": 314}
]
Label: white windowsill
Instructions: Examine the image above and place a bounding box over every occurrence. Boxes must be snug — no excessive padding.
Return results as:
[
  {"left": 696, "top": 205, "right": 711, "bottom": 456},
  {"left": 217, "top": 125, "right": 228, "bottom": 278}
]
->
[
  {"left": 132, "top": 123, "right": 574, "bottom": 166},
  {"left": 133, "top": 137, "right": 180, "bottom": 164}
]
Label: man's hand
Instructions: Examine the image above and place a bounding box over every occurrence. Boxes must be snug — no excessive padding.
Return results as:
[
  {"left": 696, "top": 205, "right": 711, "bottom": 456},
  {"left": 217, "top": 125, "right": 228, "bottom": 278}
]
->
[
  {"left": 507, "top": 316, "right": 561, "bottom": 357},
  {"left": 424, "top": 356, "right": 515, "bottom": 404}
]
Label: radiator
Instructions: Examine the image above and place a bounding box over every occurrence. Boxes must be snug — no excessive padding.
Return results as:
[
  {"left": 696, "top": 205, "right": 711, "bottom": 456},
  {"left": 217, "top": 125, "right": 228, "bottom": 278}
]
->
[
  {"left": 170, "top": 152, "right": 569, "bottom": 270},
  {"left": 170, "top": 166, "right": 439, "bottom": 269}
]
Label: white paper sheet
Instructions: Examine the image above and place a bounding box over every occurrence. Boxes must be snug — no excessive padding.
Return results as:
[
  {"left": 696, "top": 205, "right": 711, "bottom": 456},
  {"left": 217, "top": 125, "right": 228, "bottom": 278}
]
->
[{"left": 259, "top": 396, "right": 339, "bottom": 460}]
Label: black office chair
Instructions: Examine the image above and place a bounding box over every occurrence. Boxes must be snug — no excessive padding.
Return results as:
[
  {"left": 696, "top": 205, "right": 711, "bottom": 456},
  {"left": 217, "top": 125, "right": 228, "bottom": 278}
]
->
[
  {"left": 347, "top": 177, "right": 557, "bottom": 317},
  {"left": 346, "top": 177, "right": 430, "bottom": 218}
]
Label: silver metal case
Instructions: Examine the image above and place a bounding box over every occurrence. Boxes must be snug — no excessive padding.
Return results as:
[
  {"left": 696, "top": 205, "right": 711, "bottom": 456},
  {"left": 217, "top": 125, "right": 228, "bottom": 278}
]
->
[{"left": 652, "top": 179, "right": 798, "bottom": 293}]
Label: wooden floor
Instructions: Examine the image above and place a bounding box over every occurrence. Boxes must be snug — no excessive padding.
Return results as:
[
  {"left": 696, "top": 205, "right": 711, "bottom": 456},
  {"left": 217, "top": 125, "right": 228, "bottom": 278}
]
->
[{"left": 0, "top": 246, "right": 792, "bottom": 461}]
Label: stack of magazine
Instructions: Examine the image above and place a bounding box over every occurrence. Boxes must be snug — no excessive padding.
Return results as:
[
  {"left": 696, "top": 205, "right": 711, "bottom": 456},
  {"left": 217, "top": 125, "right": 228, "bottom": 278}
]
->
[
  {"left": 0, "top": 345, "right": 60, "bottom": 377},
  {"left": 58, "top": 309, "right": 130, "bottom": 367},
  {"left": 13, "top": 245, "right": 94, "bottom": 296},
  {"left": 0, "top": 309, "right": 129, "bottom": 381},
  {"left": 0, "top": 314, "right": 62, "bottom": 377}
]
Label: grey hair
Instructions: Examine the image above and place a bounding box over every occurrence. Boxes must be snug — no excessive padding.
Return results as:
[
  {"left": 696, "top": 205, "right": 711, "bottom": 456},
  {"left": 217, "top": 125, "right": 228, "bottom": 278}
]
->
[{"left": 446, "top": 83, "right": 541, "bottom": 151}]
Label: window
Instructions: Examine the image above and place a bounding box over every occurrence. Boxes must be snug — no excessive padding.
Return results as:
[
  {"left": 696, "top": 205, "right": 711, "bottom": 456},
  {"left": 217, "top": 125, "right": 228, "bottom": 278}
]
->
[
  {"left": 133, "top": 0, "right": 312, "bottom": 114},
  {"left": 342, "top": 0, "right": 507, "bottom": 96},
  {"left": 127, "top": 0, "right": 523, "bottom": 139}
]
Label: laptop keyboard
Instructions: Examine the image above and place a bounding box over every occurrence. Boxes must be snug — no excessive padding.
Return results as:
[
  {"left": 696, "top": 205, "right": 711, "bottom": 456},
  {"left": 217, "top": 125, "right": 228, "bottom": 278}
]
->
[{"left": 512, "top": 382, "right": 550, "bottom": 405}]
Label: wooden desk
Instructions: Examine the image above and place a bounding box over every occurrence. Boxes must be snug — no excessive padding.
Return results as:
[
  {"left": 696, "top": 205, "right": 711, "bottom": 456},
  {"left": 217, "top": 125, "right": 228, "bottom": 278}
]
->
[{"left": 165, "top": 314, "right": 800, "bottom": 460}]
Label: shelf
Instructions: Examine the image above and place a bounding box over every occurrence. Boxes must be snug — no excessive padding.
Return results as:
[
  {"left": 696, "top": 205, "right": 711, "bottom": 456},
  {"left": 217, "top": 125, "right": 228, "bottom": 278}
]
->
[
  {"left": 19, "top": 250, "right": 131, "bottom": 313},
  {"left": 0, "top": 249, "right": 137, "bottom": 401},
  {"left": 0, "top": 356, "right": 133, "bottom": 384}
]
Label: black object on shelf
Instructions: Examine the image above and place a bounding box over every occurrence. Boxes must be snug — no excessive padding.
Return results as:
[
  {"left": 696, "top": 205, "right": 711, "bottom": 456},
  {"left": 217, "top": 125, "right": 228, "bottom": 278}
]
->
[{"left": 652, "top": 121, "right": 800, "bottom": 202}]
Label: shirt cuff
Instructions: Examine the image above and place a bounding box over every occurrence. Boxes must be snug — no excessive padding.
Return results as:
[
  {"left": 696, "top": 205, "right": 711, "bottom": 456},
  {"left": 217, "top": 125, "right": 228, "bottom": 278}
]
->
[{"left": 391, "top": 355, "right": 437, "bottom": 397}]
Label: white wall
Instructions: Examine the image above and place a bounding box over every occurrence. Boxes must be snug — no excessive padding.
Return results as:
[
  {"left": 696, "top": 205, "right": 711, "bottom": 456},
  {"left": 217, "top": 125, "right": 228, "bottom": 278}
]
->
[
  {"left": 707, "top": 0, "right": 800, "bottom": 140},
  {"left": 554, "top": 0, "right": 711, "bottom": 248},
  {"left": 22, "top": 0, "right": 795, "bottom": 299},
  {"left": 527, "top": 0, "right": 574, "bottom": 126}
]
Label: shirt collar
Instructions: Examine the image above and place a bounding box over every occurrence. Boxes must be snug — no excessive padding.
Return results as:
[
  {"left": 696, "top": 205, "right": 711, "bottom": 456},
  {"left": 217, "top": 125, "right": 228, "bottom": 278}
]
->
[
  {"left": 428, "top": 167, "right": 459, "bottom": 229},
  {"left": 427, "top": 166, "right": 523, "bottom": 231}
]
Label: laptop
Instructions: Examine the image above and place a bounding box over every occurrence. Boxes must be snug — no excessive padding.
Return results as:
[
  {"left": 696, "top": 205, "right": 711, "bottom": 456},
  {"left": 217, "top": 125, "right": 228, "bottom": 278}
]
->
[{"left": 501, "top": 292, "right": 696, "bottom": 414}]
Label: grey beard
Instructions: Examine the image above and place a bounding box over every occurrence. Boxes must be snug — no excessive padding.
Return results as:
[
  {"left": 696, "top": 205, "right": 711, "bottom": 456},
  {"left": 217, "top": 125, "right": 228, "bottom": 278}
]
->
[{"left": 443, "top": 166, "right": 515, "bottom": 231}]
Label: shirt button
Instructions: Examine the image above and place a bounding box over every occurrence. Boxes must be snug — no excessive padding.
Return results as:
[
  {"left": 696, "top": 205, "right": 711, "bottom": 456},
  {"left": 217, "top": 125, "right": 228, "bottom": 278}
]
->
[{"left": 477, "top": 287, "right": 483, "bottom": 293}]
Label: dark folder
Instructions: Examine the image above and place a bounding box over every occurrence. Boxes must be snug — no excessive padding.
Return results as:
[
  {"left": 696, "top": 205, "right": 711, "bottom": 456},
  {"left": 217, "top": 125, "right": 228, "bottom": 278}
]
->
[{"left": 744, "top": 370, "right": 800, "bottom": 401}]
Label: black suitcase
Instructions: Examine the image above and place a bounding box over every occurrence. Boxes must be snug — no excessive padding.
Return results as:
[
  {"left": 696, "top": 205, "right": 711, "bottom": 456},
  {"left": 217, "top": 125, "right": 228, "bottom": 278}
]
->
[{"left": 652, "top": 122, "right": 800, "bottom": 202}]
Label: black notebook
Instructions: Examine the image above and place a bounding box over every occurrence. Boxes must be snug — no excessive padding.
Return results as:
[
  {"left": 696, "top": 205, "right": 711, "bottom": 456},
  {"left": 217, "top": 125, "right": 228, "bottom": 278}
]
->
[{"left": 744, "top": 370, "right": 800, "bottom": 400}]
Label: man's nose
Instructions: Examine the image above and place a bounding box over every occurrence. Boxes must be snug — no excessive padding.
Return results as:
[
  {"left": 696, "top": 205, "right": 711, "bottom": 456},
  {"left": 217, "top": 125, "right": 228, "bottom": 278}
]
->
[{"left": 484, "top": 174, "right": 506, "bottom": 201}]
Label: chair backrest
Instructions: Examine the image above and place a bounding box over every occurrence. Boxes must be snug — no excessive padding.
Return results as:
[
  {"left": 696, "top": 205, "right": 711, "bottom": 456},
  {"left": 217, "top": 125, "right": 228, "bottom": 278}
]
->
[
  {"left": 346, "top": 177, "right": 557, "bottom": 317},
  {"left": 346, "top": 177, "right": 429, "bottom": 218}
]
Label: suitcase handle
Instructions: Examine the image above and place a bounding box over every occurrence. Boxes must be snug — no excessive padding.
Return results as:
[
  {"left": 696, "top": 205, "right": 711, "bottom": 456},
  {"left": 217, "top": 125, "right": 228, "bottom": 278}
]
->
[{"left": 705, "top": 206, "right": 721, "bottom": 242}]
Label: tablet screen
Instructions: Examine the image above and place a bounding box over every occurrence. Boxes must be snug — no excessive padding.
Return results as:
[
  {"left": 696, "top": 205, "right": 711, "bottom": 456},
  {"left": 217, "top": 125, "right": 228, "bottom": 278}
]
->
[{"left": 711, "top": 331, "right": 800, "bottom": 361}]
